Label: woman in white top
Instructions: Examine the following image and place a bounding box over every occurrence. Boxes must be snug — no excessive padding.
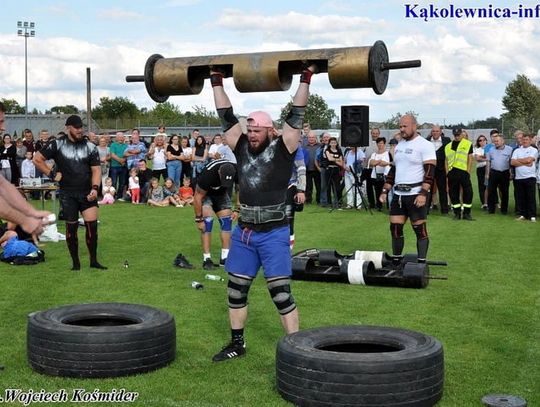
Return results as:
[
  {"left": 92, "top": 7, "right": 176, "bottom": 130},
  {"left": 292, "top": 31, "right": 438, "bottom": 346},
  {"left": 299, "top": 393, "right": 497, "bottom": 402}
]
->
[
  {"left": 148, "top": 134, "right": 168, "bottom": 182},
  {"left": 368, "top": 137, "right": 392, "bottom": 211},
  {"left": 473, "top": 135, "right": 488, "bottom": 209},
  {"left": 97, "top": 136, "right": 111, "bottom": 189}
]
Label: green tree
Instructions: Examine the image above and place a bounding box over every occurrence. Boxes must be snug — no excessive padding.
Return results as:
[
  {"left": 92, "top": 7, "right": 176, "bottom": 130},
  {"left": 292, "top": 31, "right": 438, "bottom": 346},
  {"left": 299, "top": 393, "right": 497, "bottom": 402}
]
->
[
  {"left": 468, "top": 116, "right": 501, "bottom": 129},
  {"left": 0, "top": 98, "right": 25, "bottom": 114},
  {"left": 92, "top": 97, "right": 140, "bottom": 120},
  {"left": 380, "top": 111, "right": 419, "bottom": 129},
  {"left": 502, "top": 74, "right": 540, "bottom": 132},
  {"left": 279, "top": 93, "right": 337, "bottom": 129},
  {"left": 141, "top": 102, "right": 183, "bottom": 127},
  {"left": 186, "top": 105, "right": 220, "bottom": 127},
  {"left": 48, "top": 105, "right": 80, "bottom": 114}
]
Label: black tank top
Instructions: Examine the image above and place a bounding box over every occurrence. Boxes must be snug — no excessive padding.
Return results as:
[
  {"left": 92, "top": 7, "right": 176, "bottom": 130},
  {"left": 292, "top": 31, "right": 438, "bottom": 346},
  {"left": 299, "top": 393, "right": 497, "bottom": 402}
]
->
[
  {"left": 234, "top": 134, "right": 294, "bottom": 229},
  {"left": 40, "top": 135, "right": 100, "bottom": 193}
]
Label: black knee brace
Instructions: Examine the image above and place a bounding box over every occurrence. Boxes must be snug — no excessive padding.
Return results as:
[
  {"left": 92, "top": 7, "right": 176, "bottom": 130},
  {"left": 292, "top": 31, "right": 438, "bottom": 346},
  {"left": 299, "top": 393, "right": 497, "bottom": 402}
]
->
[
  {"left": 227, "top": 274, "right": 253, "bottom": 309},
  {"left": 412, "top": 223, "right": 429, "bottom": 261},
  {"left": 412, "top": 223, "right": 428, "bottom": 240},
  {"left": 390, "top": 223, "right": 404, "bottom": 257},
  {"left": 267, "top": 277, "right": 297, "bottom": 315}
]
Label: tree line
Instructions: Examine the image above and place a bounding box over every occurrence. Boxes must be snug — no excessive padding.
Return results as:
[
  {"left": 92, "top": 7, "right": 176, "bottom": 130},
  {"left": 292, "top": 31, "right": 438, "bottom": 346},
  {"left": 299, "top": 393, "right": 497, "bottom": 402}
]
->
[{"left": 2, "top": 74, "right": 538, "bottom": 133}]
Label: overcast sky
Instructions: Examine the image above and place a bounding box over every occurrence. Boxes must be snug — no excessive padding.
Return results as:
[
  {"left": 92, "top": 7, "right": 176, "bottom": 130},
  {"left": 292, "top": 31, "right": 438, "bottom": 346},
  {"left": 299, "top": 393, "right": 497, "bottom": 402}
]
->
[{"left": 1, "top": 0, "right": 539, "bottom": 125}]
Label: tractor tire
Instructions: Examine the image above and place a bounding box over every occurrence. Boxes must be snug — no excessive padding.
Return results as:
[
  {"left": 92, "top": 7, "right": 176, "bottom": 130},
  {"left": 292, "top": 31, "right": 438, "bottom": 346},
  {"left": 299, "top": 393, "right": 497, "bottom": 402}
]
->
[
  {"left": 27, "top": 302, "right": 176, "bottom": 378},
  {"left": 276, "top": 325, "right": 444, "bottom": 406}
]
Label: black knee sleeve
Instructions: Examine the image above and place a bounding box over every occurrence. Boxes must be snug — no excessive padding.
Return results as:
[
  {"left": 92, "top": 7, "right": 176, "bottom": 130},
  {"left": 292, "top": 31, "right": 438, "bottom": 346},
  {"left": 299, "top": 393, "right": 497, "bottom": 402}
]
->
[
  {"left": 412, "top": 223, "right": 429, "bottom": 262},
  {"left": 390, "top": 223, "right": 404, "bottom": 257},
  {"left": 267, "top": 277, "right": 296, "bottom": 315},
  {"left": 227, "top": 274, "right": 253, "bottom": 309},
  {"left": 85, "top": 220, "right": 98, "bottom": 262},
  {"left": 65, "top": 222, "right": 79, "bottom": 266}
]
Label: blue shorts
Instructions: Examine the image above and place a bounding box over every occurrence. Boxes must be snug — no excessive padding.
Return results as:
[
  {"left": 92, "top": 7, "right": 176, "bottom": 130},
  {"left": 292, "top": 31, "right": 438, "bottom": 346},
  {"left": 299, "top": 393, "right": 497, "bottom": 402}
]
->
[{"left": 225, "top": 225, "right": 291, "bottom": 278}]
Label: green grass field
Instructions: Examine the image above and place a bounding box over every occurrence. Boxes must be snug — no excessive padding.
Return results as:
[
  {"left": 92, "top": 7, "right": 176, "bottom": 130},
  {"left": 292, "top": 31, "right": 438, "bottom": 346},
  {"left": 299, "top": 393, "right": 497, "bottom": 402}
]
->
[{"left": 0, "top": 194, "right": 538, "bottom": 406}]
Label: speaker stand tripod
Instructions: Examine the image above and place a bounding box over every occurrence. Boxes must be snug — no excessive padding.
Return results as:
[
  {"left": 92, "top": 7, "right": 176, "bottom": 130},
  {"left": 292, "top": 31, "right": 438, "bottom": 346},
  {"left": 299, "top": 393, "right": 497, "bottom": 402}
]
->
[{"left": 331, "top": 165, "right": 372, "bottom": 214}]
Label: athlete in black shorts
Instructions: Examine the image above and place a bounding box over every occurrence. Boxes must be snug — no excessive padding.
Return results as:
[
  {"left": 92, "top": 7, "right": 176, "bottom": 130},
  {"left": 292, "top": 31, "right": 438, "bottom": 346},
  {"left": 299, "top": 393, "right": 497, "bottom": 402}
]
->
[
  {"left": 193, "top": 159, "right": 236, "bottom": 269},
  {"left": 379, "top": 114, "right": 436, "bottom": 264},
  {"left": 34, "top": 115, "right": 107, "bottom": 270}
]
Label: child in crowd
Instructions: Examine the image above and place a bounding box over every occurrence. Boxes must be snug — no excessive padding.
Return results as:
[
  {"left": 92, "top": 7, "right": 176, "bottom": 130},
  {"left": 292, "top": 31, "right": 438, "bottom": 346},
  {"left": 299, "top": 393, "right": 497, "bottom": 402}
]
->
[
  {"left": 99, "top": 177, "right": 116, "bottom": 205},
  {"left": 163, "top": 178, "right": 183, "bottom": 207},
  {"left": 21, "top": 151, "right": 36, "bottom": 179},
  {"left": 179, "top": 177, "right": 194, "bottom": 206},
  {"left": 147, "top": 177, "right": 167, "bottom": 207},
  {"left": 128, "top": 168, "right": 141, "bottom": 204}
]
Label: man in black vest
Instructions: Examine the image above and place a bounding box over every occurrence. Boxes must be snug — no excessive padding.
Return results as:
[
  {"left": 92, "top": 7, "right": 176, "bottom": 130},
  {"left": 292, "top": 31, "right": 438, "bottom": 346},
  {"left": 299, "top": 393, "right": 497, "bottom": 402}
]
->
[
  {"left": 426, "top": 125, "right": 451, "bottom": 214},
  {"left": 208, "top": 63, "right": 317, "bottom": 362}
]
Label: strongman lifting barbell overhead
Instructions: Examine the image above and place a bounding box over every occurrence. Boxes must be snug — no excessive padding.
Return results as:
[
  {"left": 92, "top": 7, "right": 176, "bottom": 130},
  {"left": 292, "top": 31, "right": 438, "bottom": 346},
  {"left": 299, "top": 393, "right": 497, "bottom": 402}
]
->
[{"left": 125, "top": 41, "right": 421, "bottom": 99}]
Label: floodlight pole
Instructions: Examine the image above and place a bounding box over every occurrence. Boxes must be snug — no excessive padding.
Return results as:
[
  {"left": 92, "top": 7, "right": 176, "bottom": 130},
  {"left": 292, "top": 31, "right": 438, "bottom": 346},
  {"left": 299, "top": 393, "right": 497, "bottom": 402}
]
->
[{"left": 17, "top": 21, "right": 36, "bottom": 126}]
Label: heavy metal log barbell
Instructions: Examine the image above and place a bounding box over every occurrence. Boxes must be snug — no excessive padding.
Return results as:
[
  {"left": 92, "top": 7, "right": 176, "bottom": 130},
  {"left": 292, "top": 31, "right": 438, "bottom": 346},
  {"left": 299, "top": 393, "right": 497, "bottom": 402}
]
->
[
  {"left": 126, "top": 41, "right": 421, "bottom": 102},
  {"left": 291, "top": 248, "right": 447, "bottom": 289}
]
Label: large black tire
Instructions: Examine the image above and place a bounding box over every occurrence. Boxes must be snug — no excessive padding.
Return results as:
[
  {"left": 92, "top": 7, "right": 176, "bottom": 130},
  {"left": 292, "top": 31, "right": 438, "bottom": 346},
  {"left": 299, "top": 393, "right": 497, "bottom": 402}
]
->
[
  {"left": 27, "top": 303, "right": 176, "bottom": 378},
  {"left": 276, "top": 325, "right": 444, "bottom": 407}
]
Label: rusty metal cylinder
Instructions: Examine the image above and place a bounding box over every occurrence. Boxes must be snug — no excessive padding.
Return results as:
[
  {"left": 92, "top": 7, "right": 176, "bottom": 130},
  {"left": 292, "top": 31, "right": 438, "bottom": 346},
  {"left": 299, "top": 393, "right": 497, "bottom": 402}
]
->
[{"left": 127, "top": 41, "right": 420, "bottom": 103}]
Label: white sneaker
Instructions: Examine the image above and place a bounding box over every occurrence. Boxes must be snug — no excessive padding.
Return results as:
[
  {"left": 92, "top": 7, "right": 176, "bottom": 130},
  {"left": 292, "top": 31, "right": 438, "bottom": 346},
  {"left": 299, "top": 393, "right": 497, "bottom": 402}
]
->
[
  {"left": 531, "top": 217, "right": 536, "bottom": 223},
  {"left": 515, "top": 216, "right": 525, "bottom": 221}
]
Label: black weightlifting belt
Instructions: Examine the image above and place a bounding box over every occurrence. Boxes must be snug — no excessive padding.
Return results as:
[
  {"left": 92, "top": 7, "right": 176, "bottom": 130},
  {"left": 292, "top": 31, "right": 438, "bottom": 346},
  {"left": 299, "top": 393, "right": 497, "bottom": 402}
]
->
[
  {"left": 239, "top": 202, "right": 287, "bottom": 224},
  {"left": 394, "top": 182, "right": 423, "bottom": 192}
]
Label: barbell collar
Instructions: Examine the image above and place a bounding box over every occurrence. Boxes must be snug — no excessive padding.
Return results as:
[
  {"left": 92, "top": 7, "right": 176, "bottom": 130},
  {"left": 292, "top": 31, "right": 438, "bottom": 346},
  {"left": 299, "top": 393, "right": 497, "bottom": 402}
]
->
[
  {"left": 381, "top": 60, "right": 422, "bottom": 71},
  {"left": 125, "top": 75, "right": 145, "bottom": 83}
]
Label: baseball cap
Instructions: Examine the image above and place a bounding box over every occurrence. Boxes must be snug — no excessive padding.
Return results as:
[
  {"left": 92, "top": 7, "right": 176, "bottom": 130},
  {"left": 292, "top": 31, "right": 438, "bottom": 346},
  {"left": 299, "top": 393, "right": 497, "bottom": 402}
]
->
[
  {"left": 65, "top": 115, "right": 83, "bottom": 128},
  {"left": 219, "top": 163, "right": 236, "bottom": 188},
  {"left": 247, "top": 111, "right": 273, "bottom": 128},
  {"left": 452, "top": 127, "right": 462, "bottom": 137}
]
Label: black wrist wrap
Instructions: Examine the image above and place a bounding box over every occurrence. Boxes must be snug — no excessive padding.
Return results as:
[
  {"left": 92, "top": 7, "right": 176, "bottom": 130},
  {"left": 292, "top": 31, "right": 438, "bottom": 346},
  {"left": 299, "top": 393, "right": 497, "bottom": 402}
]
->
[
  {"left": 385, "top": 165, "right": 396, "bottom": 187},
  {"left": 300, "top": 69, "right": 314, "bottom": 84},
  {"left": 210, "top": 73, "right": 224, "bottom": 87},
  {"left": 423, "top": 163, "right": 435, "bottom": 189}
]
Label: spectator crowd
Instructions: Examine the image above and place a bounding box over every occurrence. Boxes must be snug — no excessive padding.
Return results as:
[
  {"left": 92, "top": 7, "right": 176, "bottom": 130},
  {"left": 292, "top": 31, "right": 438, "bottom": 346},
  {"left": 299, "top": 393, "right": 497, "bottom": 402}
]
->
[{"left": 1, "top": 123, "right": 539, "bottom": 221}]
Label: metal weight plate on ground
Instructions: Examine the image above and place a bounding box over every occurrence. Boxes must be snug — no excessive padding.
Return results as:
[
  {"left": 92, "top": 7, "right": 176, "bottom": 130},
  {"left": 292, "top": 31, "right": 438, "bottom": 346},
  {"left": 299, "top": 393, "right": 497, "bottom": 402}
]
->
[
  {"left": 402, "top": 262, "right": 429, "bottom": 289},
  {"left": 482, "top": 394, "right": 527, "bottom": 407},
  {"left": 291, "top": 257, "right": 315, "bottom": 277},
  {"left": 317, "top": 249, "right": 342, "bottom": 266}
]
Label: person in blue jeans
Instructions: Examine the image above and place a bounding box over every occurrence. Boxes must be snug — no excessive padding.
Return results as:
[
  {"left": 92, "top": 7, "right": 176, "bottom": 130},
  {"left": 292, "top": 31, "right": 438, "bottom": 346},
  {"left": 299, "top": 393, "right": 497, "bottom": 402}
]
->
[
  {"left": 208, "top": 63, "right": 317, "bottom": 362},
  {"left": 166, "top": 134, "right": 183, "bottom": 186}
]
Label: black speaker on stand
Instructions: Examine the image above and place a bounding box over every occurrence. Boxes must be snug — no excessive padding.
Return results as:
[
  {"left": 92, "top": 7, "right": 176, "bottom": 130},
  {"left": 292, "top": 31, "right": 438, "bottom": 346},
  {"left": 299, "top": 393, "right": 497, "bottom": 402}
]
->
[
  {"left": 341, "top": 105, "right": 369, "bottom": 147},
  {"left": 337, "top": 105, "right": 372, "bottom": 214}
]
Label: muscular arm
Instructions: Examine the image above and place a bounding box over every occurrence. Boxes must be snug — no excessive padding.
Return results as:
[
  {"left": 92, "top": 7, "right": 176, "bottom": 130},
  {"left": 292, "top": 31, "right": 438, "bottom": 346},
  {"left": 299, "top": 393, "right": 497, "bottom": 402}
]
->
[
  {"left": 211, "top": 70, "right": 242, "bottom": 151},
  {"left": 282, "top": 66, "right": 316, "bottom": 153},
  {"left": 193, "top": 186, "right": 207, "bottom": 218},
  {"left": 193, "top": 186, "right": 208, "bottom": 232},
  {"left": 33, "top": 151, "right": 52, "bottom": 176},
  {"left": 0, "top": 175, "right": 50, "bottom": 235}
]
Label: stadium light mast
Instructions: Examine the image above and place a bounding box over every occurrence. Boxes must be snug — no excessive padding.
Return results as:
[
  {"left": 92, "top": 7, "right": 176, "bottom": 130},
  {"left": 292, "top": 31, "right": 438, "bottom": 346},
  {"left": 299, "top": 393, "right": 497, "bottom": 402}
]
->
[{"left": 17, "top": 21, "right": 36, "bottom": 123}]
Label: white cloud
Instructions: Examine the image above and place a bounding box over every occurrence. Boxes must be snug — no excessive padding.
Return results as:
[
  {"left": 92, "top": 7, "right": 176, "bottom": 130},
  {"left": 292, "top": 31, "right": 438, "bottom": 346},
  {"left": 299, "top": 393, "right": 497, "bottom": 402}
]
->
[
  {"left": 217, "top": 10, "right": 383, "bottom": 46},
  {"left": 2, "top": 5, "right": 540, "bottom": 125},
  {"left": 462, "top": 64, "right": 496, "bottom": 82},
  {"left": 162, "top": 0, "right": 201, "bottom": 7},
  {"left": 97, "top": 8, "right": 146, "bottom": 20}
]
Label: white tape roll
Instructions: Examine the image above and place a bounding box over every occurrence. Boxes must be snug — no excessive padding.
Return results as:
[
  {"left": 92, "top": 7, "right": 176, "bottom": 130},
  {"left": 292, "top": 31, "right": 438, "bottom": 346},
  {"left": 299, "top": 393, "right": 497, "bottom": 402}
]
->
[
  {"left": 354, "top": 251, "right": 384, "bottom": 269},
  {"left": 347, "top": 259, "right": 366, "bottom": 285}
]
